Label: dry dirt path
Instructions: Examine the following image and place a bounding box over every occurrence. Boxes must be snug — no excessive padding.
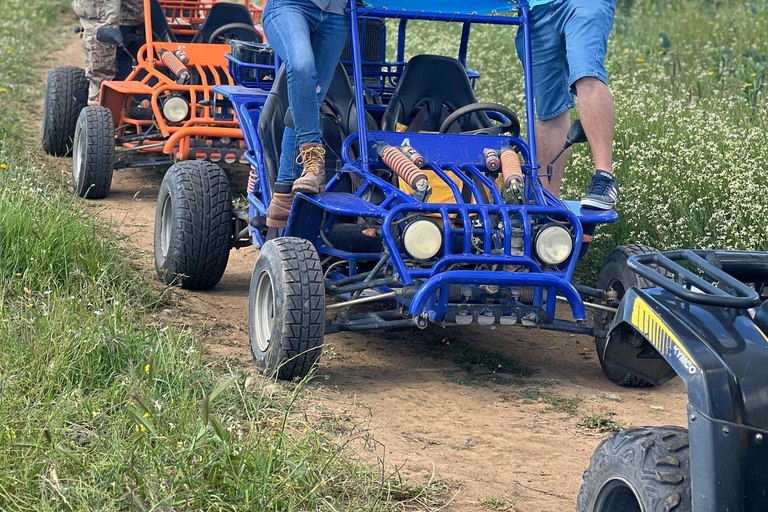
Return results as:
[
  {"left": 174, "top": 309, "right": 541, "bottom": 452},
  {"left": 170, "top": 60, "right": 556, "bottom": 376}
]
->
[{"left": 41, "top": 27, "right": 689, "bottom": 512}]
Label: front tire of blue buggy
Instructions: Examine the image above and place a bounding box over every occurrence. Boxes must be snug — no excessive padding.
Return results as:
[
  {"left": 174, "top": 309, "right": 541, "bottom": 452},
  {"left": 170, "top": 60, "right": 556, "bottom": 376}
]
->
[
  {"left": 153, "top": 160, "right": 233, "bottom": 290},
  {"left": 577, "top": 426, "right": 691, "bottom": 512},
  {"left": 249, "top": 237, "right": 325, "bottom": 381}
]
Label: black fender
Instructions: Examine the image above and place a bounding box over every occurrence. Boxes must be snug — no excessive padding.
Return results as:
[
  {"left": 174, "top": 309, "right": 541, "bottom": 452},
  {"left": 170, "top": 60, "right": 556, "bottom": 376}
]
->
[{"left": 602, "top": 287, "right": 768, "bottom": 511}]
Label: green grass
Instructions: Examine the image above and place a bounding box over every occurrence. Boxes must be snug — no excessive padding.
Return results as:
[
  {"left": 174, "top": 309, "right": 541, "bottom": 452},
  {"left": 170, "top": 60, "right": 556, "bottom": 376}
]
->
[
  {"left": 477, "top": 494, "right": 520, "bottom": 511},
  {"left": 0, "top": 3, "right": 451, "bottom": 510},
  {"left": 518, "top": 388, "right": 582, "bottom": 415},
  {"left": 578, "top": 412, "right": 625, "bottom": 433},
  {"left": 394, "top": 0, "right": 768, "bottom": 283}
]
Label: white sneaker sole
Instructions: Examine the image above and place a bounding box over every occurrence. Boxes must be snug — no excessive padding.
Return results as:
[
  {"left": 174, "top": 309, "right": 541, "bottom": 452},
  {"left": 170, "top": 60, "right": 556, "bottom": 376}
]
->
[{"left": 580, "top": 197, "right": 615, "bottom": 210}]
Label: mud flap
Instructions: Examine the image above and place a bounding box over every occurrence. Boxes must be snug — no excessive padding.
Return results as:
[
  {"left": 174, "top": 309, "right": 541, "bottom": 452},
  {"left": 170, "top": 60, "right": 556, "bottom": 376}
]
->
[{"left": 602, "top": 288, "right": 676, "bottom": 386}]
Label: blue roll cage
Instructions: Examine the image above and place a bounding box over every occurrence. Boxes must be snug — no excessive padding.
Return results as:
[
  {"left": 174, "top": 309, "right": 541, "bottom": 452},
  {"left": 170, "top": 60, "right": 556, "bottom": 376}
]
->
[{"left": 217, "top": 0, "right": 619, "bottom": 327}]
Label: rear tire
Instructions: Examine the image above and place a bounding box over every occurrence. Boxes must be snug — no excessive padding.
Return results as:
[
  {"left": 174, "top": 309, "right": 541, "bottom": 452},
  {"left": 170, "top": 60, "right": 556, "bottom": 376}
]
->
[
  {"left": 577, "top": 426, "right": 691, "bottom": 512},
  {"left": 595, "top": 244, "right": 659, "bottom": 387},
  {"left": 249, "top": 237, "right": 325, "bottom": 380},
  {"left": 154, "top": 161, "right": 233, "bottom": 290},
  {"left": 72, "top": 106, "right": 115, "bottom": 199},
  {"left": 42, "top": 66, "right": 88, "bottom": 156}
]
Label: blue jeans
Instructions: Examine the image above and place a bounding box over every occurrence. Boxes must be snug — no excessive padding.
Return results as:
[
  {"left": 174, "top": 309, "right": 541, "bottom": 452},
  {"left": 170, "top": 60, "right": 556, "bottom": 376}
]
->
[
  {"left": 515, "top": 0, "right": 616, "bottom": 120},
  {"left": 262, "top": 0, "right": 349, "bottom": 183}
]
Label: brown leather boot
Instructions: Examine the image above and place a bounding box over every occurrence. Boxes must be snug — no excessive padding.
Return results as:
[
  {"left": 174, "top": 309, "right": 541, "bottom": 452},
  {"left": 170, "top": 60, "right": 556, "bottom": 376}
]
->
[
  {"left": 291, "top": 143, "right": 326, "bottom": 194},
  {"left": 266, "top": 190, "right": 296, "bottom": 228}
]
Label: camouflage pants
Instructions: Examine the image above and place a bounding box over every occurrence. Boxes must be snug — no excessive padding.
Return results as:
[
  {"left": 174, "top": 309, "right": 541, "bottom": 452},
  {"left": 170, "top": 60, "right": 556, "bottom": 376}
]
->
[{"left": 72, "top": 0, "right": 144, "bottom": 105}]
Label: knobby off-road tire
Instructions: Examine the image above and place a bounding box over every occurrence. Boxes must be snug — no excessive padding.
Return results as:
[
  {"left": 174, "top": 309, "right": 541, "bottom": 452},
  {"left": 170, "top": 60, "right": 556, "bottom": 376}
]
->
[
  {"left": 249, "top": 237, "right": 325, "bottom": 381},
  {"left": 595, "top": 244, "right": 660, "bottom": 387},
  {"left": 577, "top": 426, "right": 691, "bottom": 512},
  {"left": 154, "top": 161, "right": 233, "bottom": 290},
  {"left": 72, "top": 106, "right": 115, "bottom": 199},
  {"left": 42, "top": 66, "right": 88, "bottom": 156}
]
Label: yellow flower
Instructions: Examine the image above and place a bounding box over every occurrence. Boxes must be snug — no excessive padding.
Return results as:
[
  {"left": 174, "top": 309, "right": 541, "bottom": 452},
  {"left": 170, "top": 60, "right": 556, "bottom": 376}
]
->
[
  {"left": 708, "top": 71, "right": 714, "bottom": 76},
  {"left": 746, "top": 83, "right": 753, "bottom": 87},
  {"left": 623, "top": 50, "right": 628, "bottom": 55},
  {"left": 642, "top": 69, "right": 648, "bottom": 73},
  {"left": 144, "top": 364, "right": 150, "bottom": 373},
  {"left": 0, "top": 164, "right": 6, "bottom": 169},
  {"left": 27, "top": 303, "right": 34, "bottom": 308},
  {"left": 659, "top": 50, "right": 664, "bottom": 55},
  {"left": 751, "top": 73, "right": 757, "bottom": 77},
  {"left": 143, "top": 412, "right": 150, "bottom": 418},
  {"left": 637, "top": 59, "right": 645, "bottom": 63}
]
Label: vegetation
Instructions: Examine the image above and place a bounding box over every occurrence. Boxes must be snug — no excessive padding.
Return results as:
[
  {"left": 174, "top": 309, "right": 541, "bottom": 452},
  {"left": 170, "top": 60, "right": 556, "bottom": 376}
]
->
[
  {"left": 0, "top": 2, "right": 447, "bottom": 511},
  {"left": 579, "top": 412, "right": 626, "bottom": 433},
  {"left": 397, "top": 0, "right": 768, "bottom": 281}
]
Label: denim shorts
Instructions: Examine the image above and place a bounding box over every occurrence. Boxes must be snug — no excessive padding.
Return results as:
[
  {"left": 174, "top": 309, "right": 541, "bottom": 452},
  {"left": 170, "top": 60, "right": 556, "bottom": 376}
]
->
[{"left": 515, "top": 0, "right": 616, "bottom": 120}]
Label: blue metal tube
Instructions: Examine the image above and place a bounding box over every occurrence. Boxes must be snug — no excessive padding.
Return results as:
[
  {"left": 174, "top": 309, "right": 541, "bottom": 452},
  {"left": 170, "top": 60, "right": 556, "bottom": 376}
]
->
[
  {"left": 348, "top": 0, "right": 370, "bottom": 171},
  {"left": 520, "top": 4, "right": 538, "bottom": 178},
  {"left": 358, "top": 8, "right": 522, "bottom": 26},
  {"left": 458, "top": 22, "right": 471, "bottom": 67},
  {"left": 429, "top": 255, "right": 543, "bottom": 275},
  {"left": 446, "top": 164, "right": 484, "bottom": 204},
  {"left": 429, "top": 165, "right": 464, "bottom": 203},
  {"left": 409, "top": 271, "right": 586, "bottom": 320}
]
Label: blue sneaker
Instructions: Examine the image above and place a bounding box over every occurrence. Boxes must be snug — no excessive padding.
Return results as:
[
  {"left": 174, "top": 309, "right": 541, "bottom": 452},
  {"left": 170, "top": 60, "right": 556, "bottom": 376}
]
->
[{"left": 581, "top": 170, "right": 618, "bottom": 210}]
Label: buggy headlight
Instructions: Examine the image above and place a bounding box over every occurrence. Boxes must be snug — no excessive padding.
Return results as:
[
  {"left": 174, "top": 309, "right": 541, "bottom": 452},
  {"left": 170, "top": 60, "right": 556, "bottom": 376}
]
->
[
  {"left": 402, "top": 219, "right": 442, "bottom": 260},
  {"left": 162, "top": 95, "right": 189, "bottom": 123},
  {"left": 535, "top": 224, "right": 572, "bottom": 265}
]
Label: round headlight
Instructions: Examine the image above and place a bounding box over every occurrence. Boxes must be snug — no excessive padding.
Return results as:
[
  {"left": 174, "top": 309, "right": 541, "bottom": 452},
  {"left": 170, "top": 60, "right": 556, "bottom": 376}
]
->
[
  {"left": 162, "top": 95, "right": 190, "bottom": 123},
  {"left": 535, "top": 224, "right": 572, "bottom": 266},
  {"left": 402, "top": 219, "right": 442, "bottom": 260}
]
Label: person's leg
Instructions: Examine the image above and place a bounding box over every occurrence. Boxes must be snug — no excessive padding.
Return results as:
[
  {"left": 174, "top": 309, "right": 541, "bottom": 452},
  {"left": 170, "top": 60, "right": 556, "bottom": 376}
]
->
[
  {"left": 515, "top": 3, "right": 574, "bottom": 198},
  {"left": 291, "top": 10, "right": 349, "bottom": 194},
  {"left": 560, "top": 0, "right": 618, "bottom": 208},
  {"left": 536, "top": 111, "right": 571, "bottom": 197},
  {"left": 310, "top": 12, "right": 349, "bottom": 105},
  {"left": 263, "top": 0, "right": 321, "bottom": 183},
  {"left": 574, "top": 77, "right": 614, "bottom": 173},
  {"left": 73, "top": 0, "right": 121, "bottom": 105},
  {"left": 119, "top": 0, "right": 144, "bottom": 25}
]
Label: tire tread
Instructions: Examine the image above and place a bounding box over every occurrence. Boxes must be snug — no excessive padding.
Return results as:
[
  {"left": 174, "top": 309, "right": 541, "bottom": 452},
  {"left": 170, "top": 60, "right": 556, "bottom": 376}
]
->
[{"left": 42, "top": 66, "right": 88, "bottom": 156}]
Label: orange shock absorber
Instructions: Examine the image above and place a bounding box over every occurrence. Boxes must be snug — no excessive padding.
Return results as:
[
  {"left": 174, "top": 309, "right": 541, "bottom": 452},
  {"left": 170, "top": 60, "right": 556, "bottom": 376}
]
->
[
  {"left": 399, "top": 144, "right": 425, "bottom": 168},
  {"left": 378, "top": 142, "right": 431, "bottom": 201},
  {"left": 160, "top": 49, "right": 190, "bottom": 84},
  {"left": 500, "top": 148, "right": 523, "bottom": 191}
]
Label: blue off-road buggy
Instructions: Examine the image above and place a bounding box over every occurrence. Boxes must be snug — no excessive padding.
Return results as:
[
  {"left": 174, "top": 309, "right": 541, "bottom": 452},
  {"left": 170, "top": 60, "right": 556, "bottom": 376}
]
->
[{"left": 157, "top": 0, "right": 637, "bottom": 381}]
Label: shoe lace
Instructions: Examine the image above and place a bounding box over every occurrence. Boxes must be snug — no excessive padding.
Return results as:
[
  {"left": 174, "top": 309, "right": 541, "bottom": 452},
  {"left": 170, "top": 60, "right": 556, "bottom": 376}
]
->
[{"left": 296, "top": 145, "right": 326, "bottom": 174}]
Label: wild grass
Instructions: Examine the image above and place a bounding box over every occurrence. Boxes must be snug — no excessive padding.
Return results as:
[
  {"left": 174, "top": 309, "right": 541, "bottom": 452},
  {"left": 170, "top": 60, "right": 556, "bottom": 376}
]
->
[
  {"left": 0, "top": 2, "right": 450, "bottom": 510},
  {"left": 392, "top": 0, "right": 768, "bottom": 282}
]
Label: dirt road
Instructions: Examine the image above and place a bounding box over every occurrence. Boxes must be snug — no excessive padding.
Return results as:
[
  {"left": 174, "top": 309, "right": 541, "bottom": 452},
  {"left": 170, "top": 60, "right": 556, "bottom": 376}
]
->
[{"left": 43, "top": 28, "right": 688, "bottom": 511}]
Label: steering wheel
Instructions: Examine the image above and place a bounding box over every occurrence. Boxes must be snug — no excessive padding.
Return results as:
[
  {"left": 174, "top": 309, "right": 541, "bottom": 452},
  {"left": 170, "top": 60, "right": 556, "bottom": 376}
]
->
[
  {"left": 439, "top": 102, "right": 520, "bottom": 137},
  {"left": 192, "top": 23, "right": 263, "bottom": 44}
]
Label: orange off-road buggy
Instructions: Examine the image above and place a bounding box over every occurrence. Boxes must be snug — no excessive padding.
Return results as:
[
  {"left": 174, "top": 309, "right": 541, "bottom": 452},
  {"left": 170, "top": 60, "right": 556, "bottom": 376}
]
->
[{"left": 41, "top": 0, "right": 266, "bottom": 199}]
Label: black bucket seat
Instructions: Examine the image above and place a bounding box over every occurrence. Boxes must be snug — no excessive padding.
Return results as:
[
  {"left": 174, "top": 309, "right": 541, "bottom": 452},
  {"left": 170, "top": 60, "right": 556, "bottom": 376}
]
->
[
  {"left": 191, "top": 3, "right": 262, "bottom": 44},
  {"left": 380, "top": 54, "right": 492, "bottom": 133}
]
